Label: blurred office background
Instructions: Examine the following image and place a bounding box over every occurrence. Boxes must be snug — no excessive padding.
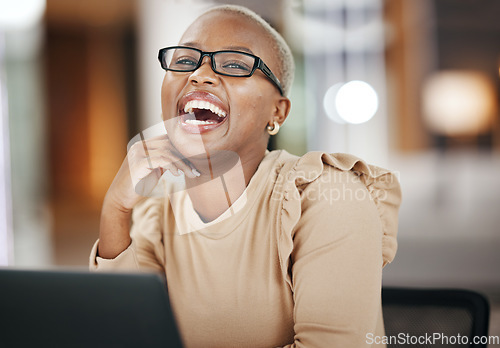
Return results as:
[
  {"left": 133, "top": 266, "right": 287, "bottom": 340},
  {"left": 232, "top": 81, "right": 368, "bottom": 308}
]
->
[{"left": 1, "top": 0, "right": 499, "bottom": 340}]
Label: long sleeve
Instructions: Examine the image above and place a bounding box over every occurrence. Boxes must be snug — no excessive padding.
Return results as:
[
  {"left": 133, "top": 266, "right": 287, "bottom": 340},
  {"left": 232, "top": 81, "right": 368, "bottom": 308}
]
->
[
  {"left": 89, "top": 197, "right": 166, "bottom": 274},
  {"left": 276, "top": 152, "right": 402, "bottom": 347}
]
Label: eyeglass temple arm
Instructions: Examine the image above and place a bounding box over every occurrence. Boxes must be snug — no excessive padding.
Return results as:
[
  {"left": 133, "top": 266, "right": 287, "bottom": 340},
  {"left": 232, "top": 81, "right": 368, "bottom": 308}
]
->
[{"left": 259, "top": 61, "right": 284, "bottom": 96}]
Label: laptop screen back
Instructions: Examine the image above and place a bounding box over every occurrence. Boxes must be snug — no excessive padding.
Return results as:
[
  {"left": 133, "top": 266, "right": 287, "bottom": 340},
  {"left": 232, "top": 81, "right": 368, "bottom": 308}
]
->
[{"left": 0, "top": 269, "right": 184, "bottom": 348}]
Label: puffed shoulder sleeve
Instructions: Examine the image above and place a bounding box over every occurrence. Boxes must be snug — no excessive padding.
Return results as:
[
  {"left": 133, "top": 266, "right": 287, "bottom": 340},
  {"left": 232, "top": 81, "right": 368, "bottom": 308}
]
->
[
  {"left": 89, "top": 197, "right": 166, "bottom": 273},
  {"left": 321, "top": 153, "right": 401, "bottom": 266},
  {"left": 277, "top": 152, "right": 402, "bottom": 284},
  {"left": 276, "top": 152, "right": 402, "bottom": 347}
]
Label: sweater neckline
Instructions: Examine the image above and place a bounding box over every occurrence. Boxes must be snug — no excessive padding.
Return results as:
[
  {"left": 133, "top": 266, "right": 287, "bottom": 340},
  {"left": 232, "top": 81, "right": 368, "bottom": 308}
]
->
[{"left": 164, "top": 150, "right": 284, "bottom": 239}]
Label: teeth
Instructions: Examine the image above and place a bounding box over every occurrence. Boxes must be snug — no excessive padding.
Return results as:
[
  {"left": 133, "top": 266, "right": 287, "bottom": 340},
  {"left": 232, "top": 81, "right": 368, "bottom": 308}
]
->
[
  {"left": 184, "top": 119, "right": 219, "bottom": 125},
  {"left": 183, "top": 100, "right": 227, "bottom": 118}
]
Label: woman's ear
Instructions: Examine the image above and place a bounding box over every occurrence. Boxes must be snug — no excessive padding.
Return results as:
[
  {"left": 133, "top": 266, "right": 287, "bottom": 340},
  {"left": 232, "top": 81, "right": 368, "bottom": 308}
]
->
[{"left": 272, "top": 97, "right": 291, "bottom": 126}]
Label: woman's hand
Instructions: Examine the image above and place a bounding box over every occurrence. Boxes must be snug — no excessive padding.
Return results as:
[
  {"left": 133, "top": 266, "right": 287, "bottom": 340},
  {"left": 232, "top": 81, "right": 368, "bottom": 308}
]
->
[
  {"left": 106, "top": 134, "right": 198, "bottom": 212},
  {"left": 98, "top": 133, "right": 198, "bottom": 259}
]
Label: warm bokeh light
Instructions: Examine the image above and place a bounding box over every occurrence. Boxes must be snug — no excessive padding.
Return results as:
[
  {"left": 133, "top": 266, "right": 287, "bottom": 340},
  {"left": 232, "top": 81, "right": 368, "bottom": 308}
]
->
[{"left": 422, "top": 71, "right": 497, "bottom": 137}]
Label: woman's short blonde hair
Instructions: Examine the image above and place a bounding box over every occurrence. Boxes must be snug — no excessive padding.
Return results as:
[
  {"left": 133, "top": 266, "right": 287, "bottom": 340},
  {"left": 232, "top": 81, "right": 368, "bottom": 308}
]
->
[{"left": 202, "top": 5, "right": 295, "bottom": 97}]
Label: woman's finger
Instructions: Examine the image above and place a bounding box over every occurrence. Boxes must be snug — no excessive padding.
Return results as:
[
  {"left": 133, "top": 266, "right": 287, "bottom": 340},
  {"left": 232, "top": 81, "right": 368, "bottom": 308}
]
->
[{"left": 129, "top": 152, "right": 197, "bottom": 183}]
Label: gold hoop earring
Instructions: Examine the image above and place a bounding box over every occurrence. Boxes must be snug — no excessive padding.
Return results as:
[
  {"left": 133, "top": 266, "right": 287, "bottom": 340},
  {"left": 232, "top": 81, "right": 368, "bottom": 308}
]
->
[{"left": 267, "top": 121, "right": 280, "bottom": 135}]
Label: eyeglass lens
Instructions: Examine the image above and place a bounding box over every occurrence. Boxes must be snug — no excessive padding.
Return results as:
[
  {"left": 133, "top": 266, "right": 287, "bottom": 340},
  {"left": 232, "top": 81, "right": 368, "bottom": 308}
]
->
[{"left": 163, "top": 48, "right": 255, "bottom": 76}]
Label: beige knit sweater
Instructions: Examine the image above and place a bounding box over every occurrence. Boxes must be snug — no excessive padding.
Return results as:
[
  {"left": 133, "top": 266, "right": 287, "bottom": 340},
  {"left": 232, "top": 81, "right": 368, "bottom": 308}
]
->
[{"left": 90, "top": 150, "right": 402, "bottom": 348}]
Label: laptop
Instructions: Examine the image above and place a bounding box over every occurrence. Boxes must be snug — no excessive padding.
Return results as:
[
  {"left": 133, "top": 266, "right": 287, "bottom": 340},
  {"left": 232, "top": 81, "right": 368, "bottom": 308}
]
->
[{"left": 0, "top": 269, "right": 184, "bottom": 348}]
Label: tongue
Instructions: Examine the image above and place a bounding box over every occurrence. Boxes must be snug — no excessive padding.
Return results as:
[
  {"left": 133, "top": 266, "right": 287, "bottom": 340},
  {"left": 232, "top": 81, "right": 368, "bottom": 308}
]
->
[{"left": 193, "top": 108, "right": 222, "bottom": 122}]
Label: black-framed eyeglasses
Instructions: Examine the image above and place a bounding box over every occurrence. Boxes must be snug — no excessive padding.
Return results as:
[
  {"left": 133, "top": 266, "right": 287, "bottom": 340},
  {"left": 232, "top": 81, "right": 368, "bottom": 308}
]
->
[{"left": 158, "top": 46, "right": 284, "bottom": 96}]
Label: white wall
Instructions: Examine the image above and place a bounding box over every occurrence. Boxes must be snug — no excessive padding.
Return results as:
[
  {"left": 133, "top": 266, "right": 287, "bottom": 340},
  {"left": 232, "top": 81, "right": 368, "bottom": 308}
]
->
[{"left": 137, "top": 0, "right": 214, "bottom": 130}]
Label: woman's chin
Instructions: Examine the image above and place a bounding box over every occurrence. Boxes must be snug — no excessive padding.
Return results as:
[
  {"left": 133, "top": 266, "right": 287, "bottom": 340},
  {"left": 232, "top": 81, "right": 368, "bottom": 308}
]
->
[{"left": 169, "top": 131, "right": 225, "bottom": 159}]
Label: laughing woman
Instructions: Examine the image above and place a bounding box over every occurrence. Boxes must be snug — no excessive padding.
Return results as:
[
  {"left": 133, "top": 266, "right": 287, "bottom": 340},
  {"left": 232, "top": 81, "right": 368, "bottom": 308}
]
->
[{"left": 90, "top": 5, "right": 401, "bottom": 348}]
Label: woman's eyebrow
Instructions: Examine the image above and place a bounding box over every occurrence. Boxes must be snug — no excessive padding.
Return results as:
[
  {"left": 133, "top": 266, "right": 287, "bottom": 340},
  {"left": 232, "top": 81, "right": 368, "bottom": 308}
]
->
[
  {"left": 179, "top": 42, "right": 254, "bottom": 55},
  {"left": 222, "top": 46, "right": 254, "bottom": 54},
  {"left": 179, "top": 41, "right": 202, "bottom": 49}
]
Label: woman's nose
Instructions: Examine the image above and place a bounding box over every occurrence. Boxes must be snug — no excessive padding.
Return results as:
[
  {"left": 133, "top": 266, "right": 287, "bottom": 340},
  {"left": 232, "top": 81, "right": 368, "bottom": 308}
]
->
[{"left": 188, "top": 56, "right": 219, "bottom": 87}]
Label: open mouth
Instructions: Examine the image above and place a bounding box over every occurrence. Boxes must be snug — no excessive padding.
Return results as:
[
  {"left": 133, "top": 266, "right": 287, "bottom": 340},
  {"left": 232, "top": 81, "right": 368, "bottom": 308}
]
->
[{"left": 178, "top": 94, "right": 228, "bottom": 133}]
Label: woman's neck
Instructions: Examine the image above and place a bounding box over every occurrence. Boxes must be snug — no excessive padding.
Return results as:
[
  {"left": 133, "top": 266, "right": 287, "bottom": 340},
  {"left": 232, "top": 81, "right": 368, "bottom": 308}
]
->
[{"left": 184, "top": 148, "right": 266, "bottom": 223}]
